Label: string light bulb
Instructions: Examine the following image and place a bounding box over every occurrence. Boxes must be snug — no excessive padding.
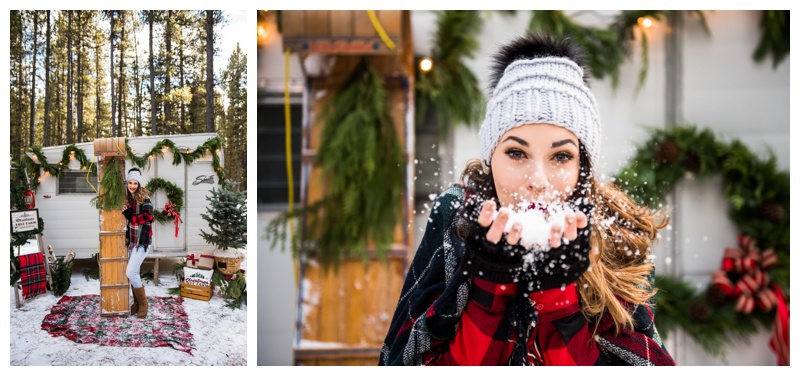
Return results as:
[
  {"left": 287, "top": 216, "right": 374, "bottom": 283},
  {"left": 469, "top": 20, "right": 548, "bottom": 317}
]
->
[
  {"left": 419, "top": 57, "right": 433, "bottom": 72},
  {"left": 638, "top": 17, "right": 653, "bottom": 29}
]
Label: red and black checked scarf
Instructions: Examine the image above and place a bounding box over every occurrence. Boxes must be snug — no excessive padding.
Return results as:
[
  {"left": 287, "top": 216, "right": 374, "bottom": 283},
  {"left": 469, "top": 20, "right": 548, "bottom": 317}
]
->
[
  {"left": 18, "top": 253, "right": 47, "bottom": 299},
  {"left": 380, "top": 185, "right": 674, "bottom": 366}
]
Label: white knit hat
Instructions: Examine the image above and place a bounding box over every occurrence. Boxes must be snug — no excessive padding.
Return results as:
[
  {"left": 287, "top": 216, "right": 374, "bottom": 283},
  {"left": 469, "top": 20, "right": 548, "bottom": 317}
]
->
[
  {"left": 479, "top": 56, "right": 601, "bottom": 166},
  {"left": 126, "top": 168, "right": 143, "bottom": 185}
]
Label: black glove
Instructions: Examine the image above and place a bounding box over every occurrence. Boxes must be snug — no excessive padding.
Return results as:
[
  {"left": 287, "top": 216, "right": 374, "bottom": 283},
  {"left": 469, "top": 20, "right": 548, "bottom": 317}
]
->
[
  {"left": 459, "top": 200, "right": 527, "bottom": 284},
  {"left": 521, "top": 202, "right": 594, "bottom": 293},
  {"left": 122, "top": 208, "right": 133, "bottom": 221}
]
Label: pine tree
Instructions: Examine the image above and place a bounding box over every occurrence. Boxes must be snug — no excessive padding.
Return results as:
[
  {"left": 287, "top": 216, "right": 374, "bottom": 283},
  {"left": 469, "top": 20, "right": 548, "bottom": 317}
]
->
[{"left": 199, "top": 185, "right": 246, "bottom": 251}]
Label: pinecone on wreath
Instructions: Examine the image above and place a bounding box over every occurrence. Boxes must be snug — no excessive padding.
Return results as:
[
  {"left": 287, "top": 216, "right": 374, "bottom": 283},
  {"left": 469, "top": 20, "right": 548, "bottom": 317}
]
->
[
  {"left": 688, "top": 299, "right": 711, "bottom": 321},
  {"left": 758, "top": 201, "right": 785, "bottom": 223},
  {"left": 706, "top": 284, "right": 728, "bottom": 307},
  {"left": 684, "top": 151, "right": 702, "bottom": 174},
  {"left": 655, "top": 139, "right": 680, "bottom": 165}
]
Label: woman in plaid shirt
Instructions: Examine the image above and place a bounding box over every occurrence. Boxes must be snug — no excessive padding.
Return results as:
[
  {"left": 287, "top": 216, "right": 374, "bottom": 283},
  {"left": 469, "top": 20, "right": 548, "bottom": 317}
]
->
[
  {"left": 380, "top": 33, "right": 675, "bottom": 366},
  {"left": 122, "top": 168, "right": 155, "bottom": 319}
]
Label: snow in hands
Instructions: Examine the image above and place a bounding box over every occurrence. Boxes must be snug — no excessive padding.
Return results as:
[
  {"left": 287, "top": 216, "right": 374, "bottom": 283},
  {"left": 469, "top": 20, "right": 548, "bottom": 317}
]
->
[{"left": 491, "top": 200, "right": 581, "bottom": 252}]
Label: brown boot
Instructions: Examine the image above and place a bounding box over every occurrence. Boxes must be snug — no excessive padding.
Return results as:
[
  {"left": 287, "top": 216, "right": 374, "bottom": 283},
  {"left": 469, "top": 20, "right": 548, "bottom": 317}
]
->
[
  {"left": 130, "top": 285, "right": 139, "bottom": 315},
  {"left": 132, "top": 286, "right": 148, "bottom": 319}
]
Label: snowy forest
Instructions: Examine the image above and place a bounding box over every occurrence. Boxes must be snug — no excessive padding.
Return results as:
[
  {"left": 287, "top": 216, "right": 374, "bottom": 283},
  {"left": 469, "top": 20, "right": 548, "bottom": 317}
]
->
[{"left": 8, "top": 10, "right": 248, "bottom": 188}]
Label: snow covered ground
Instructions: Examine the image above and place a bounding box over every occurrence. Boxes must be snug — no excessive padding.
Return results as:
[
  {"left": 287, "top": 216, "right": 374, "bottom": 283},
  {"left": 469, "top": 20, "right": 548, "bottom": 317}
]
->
[{"left": 8, "top": 258, "right": 247, "bottom": 366}]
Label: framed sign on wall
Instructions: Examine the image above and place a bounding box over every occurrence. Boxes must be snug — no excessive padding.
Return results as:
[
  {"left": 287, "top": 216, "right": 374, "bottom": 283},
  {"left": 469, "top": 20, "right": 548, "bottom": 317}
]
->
[{"left": 10, "top": 209, "right": 39, "bottom": 234}]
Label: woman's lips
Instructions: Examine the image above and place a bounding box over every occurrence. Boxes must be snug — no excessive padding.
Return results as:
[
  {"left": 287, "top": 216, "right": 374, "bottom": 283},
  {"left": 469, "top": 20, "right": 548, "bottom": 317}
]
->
[{"left": 526, "top": 201, "right": 548, "bottom": 212}]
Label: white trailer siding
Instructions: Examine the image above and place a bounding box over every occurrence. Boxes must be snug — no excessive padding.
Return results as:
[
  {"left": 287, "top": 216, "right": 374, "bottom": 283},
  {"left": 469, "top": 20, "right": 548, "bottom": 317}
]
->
[
  {"left": 185, "top": 159, "right": 220, "bottom": 254},
  {"left": 33, "top": 133, "right": 224, "bottom": 259}
]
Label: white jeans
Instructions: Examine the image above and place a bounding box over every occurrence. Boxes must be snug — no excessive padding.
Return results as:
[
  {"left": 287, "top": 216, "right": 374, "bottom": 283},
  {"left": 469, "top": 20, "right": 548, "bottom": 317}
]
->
[{"left": 126, "top": 245, "right": 148, "bottom": 288}]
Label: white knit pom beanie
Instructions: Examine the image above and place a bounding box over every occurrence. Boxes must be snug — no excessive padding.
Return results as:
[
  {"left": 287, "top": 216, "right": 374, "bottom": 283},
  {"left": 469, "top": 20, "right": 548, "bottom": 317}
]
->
[
  {"left": 479, "top": 56, "right": 601, "bottom": 166},
  {"left": 126, "top": 168, "right": 143, "bottom": 185}
]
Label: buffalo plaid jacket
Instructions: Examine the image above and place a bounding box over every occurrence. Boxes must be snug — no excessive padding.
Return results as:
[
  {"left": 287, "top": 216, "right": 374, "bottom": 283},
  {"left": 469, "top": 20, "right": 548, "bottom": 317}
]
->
[
  {"left": 125, "top": 197, "right": 154, "bottom": 249},
  {"left": 380, "top": 185, "right": 675, "bottom": 366}
]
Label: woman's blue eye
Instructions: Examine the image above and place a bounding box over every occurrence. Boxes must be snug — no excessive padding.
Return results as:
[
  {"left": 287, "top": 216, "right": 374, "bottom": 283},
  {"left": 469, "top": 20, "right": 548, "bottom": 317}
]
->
[
  {"left": 554, "top": 152, "right": 574, "bottom": 163},
  {"left": 506, "top": 150, "right": 525, "bottom": 159}
]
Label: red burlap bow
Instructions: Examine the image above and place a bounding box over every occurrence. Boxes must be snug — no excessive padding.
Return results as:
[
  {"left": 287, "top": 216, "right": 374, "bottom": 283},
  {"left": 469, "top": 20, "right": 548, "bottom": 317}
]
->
[
  {"left": 712, "top": 235, "right": 789, "bottom": 366},
  {"left": 712, "top": 235, "right": 779, "bottom": 314},
  {"left": 163, "top": 201, "right": 183, "bottom": 238},
  {"left": 186, "top": 253, "right": 199, "bottom": 267}
]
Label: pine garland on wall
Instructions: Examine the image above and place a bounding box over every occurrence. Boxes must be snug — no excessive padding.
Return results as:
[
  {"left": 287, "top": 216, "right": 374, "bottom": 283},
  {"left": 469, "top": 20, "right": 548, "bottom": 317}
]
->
[
  {"left": 752, "top": 10, "right": 790, "bottom": 69},
  {"left": 415, "top": 10, "right": 485, "bottom": 137},
  {"left": 529, "top": 10, "right": 709, "bottom": 92},
  {"left": 15, "top": 136, "right": 227, "bottom": 194}
]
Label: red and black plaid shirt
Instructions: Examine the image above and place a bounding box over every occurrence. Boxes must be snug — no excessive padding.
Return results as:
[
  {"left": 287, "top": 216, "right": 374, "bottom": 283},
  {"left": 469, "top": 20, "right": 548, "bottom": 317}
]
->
[
  {"left": 425, "top": 278, "right": 675, "bottom": 365},
  {"left": 379, "top": 185, "right": 674, "bottom": 366},
  {"left": 125, "top": 197, "right": 154, "bottom": 249}
]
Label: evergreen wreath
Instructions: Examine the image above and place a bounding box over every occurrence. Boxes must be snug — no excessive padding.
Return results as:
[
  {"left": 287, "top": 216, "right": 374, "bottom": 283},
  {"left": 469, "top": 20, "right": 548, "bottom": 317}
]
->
[
  {"left": 145, "top": 177, "right": 185, "bottom": 225},
  {"left": 614, "top": 125, "right": 789, "bottom": 358}
]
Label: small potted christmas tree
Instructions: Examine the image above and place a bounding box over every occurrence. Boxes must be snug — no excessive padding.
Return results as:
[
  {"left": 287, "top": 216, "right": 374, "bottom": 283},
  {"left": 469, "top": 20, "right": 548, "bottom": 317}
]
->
[{"left": 199, "top": 182, "right": 247, "bottom": 275}]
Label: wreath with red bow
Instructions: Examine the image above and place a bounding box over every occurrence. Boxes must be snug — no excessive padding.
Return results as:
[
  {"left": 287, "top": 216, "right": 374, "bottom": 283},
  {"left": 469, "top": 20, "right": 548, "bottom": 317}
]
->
[
  {"left": 145, "top": 177, "right": 184, "bottom": 237},
  {"left": 616, "top": 125, "right": 789, "bottom": 363}
]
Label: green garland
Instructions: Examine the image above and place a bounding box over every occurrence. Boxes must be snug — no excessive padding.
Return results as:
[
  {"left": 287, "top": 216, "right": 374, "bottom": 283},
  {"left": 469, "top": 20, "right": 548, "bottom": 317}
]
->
[
  {"left": 753, "top": 10, "right": 789, "bottom": 69},
  {"left": 89, "top": 158, "right": 125, "bottom": 211},
  {"left": 266, "top": 58, "right": 405, "bottom": 271},
  {"left": 18, "top": 136, "right": 226, "bottom": 193},
  {"left": 145, "top": 177, "right": 185, "bottom": 224},
  {"left": 20, "top": 144, "right": 97, "bottom": 192},
  {"left": 416, "top": 10, "right": 485, "bottom": 137},
  {"left": 212, "top": 268, "right": 247, "bottom": 310},
  {"left": 126, "top": 136, "right": 227, "bottom": 186},
  {"left": 614, "top": 125, "right": 789, "bottom": 358},
  {"left": 530, "top": 10, "right": 709, "bottom": 92}
]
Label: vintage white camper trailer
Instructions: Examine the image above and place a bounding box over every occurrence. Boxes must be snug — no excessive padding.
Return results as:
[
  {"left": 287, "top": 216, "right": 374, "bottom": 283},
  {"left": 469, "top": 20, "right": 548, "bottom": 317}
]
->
[{"left": 30, "top": 133, "right": 225, "bottom": 263}]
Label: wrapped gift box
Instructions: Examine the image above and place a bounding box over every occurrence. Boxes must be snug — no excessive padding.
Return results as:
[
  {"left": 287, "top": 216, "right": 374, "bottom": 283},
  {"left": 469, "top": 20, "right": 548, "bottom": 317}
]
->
[{"left": 186, "top": 249, "right": 215, "bottom": 270}]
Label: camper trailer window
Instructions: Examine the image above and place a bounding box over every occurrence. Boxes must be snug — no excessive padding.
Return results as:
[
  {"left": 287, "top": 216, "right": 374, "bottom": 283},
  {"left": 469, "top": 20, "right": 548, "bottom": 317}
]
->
[
  {"left": 58, "top": 170, "right": 97, "bottom": 194},
  {"left": 257, "top": 93, "right": 301, "bottom": 208}
]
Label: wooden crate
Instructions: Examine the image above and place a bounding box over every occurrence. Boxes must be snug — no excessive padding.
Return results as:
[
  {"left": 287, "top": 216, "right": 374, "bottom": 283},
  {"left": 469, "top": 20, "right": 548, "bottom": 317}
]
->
[{"left": 181, "top": 282, "right": 213, "bottom": 301}]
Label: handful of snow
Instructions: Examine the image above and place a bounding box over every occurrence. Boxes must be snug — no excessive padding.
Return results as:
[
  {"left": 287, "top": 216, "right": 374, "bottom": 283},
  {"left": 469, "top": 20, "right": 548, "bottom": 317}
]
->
[{"left": 492, "top": 203, "right": 576, "bottom": 251}]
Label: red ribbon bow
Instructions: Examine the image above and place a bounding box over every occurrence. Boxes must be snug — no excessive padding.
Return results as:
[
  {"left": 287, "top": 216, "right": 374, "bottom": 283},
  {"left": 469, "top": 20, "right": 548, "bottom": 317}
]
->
[
  {"left": 713, "top": 235, "right": 779, "bottom": 314},
  {"left": 713, "top": 235, "right": 789, "bottom": 365},
  {"left": 163, "top": 201, "right": 183, "bottom": 238},
  {"left": 186, "top": 253, "right": 199, "bottom": 267}
]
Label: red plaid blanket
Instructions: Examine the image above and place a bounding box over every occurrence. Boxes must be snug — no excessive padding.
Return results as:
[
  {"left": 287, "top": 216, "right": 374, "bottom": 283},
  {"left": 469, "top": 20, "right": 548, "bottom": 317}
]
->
[{"left": 18, "top": 253, "right": 47, "bottom": 299}]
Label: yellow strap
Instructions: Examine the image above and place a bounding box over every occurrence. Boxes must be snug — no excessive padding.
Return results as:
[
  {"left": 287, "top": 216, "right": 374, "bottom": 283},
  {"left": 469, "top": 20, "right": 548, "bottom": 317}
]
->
[
  {"left": 285, "top": 50, "right": 295, "bottom": 248},
  {"left": 366, "top": 10, "right": 396, "bottom": 51},
  {"left": 86, "top": 157, "right": 98, "bottom": 194}
]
